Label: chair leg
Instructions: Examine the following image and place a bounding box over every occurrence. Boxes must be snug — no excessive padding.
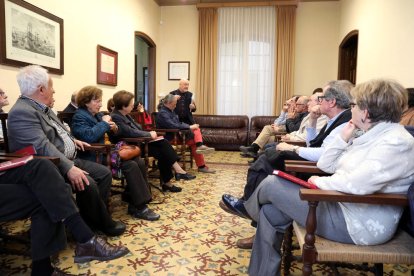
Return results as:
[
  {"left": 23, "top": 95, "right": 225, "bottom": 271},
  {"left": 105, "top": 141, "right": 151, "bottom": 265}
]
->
[
  {"left": 374, "top": 263, "right": 383, "bottom": 276},
  {"left": 282, "top": 224, "right": 294, "bottom": 275}
]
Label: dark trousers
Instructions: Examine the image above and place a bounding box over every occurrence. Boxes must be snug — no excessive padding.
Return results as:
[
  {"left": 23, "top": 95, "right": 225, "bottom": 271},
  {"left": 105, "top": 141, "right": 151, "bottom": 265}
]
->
[
  {"left": 0, "top": 159, "right": 78, "bottom": 260},
  {"left": 148, "top": 139, "right": 179, "bottom": 183},
  {"left": 242, "top": 150, "right": 306, "bottom": 201},
  {"left": 71, "top": 158, "right": 114, "bottom": 230},
  {"left": 121, "top": 157, "right": 151, "bottom": 208}
]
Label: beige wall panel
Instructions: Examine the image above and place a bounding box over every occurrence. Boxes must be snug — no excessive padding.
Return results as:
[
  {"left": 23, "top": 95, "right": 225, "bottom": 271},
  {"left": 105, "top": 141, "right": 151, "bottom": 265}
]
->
[
  {"left": 157, "top": 5, "right": 199, "bottom": 101},
  {"left": 295, "top": 1, "right": 340, "bottom": 95},
  {"left": 0, "top": 0, "right": 160, "bottom": 112}
]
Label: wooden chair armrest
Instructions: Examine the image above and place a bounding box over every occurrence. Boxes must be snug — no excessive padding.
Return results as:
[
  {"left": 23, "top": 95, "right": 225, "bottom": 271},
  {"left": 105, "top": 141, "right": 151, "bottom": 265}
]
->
[
  {"left": 285, "top": 141, "right": 307, "bottom": 146},
  {"left": 299, "top": 189, "right": 408, "bottom": 206},
  {"left": 154, "top": 128, "right": 180, "bottom": 133},
  {"left": 285, "top": 160, "right": 317, "bottom": 166},
  {"left": 285, "top": 163, "right": 326, "bottom": 175},
  {"left": 122, "top": 137, "right": 152, "bottom": 144},
  {"left": 84, "top": 144, "right": 111, "bottom": 153}
]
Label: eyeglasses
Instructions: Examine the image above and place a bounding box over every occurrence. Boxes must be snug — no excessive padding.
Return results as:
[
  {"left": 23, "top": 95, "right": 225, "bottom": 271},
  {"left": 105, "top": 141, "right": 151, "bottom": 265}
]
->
[
  {"left": 317, "top": 96, "right": 327, "bottom": 103},
  {"left": 349, "top": 102, "right": 357, "bottom": 109}
]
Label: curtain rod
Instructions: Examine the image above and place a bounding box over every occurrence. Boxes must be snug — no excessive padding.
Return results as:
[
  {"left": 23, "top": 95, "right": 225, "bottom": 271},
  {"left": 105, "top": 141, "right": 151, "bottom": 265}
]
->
[{"left": 196, "top": 1, "right": 298, "bottom": 8}]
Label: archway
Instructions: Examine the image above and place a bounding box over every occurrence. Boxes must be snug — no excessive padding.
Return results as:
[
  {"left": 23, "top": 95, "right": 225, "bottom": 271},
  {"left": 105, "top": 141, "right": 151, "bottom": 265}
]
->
[
  {"left": 338, "top": 30, "right": 358, "bottom": 84},
  {"left": 135, "top": 32, "right": 156, "bottom": 113}
]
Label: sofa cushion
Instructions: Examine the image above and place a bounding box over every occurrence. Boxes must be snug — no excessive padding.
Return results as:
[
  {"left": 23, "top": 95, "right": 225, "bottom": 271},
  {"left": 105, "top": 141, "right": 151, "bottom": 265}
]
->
[{"left": 193, "top": 115, "right": 249, "bottom": 151}]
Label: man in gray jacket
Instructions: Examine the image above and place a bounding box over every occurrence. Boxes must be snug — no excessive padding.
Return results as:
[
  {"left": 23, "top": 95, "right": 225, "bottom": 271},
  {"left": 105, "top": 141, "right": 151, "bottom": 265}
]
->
[{"left": 7, "top": 65, "right": 125, "bottom": 237}]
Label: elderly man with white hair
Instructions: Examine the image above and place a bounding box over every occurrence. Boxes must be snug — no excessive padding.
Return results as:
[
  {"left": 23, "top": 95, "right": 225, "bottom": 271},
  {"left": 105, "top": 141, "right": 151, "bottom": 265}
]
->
[{"left": 7, "top": 65, "right": 126, "bottom": 237}]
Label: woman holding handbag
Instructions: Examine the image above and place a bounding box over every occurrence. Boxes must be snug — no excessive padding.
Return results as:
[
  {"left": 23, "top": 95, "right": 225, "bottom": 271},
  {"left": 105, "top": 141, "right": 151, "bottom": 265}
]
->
[
  {"left": 110, "top": 90, "right": 195, "bottom": 192},
  {"left": 71, "top": 86, "right": 160, "bottom": 221}
]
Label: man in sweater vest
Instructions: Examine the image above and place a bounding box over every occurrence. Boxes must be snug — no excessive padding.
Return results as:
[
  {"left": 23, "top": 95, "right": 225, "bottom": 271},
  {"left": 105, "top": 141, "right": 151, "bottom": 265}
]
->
[{"left": 220, "top": 80, "right": 354, "bottom": 249}]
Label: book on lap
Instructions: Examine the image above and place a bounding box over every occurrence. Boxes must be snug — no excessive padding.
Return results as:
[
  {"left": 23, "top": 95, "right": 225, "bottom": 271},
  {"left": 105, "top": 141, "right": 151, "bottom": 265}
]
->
[
  {"left": 0, "top": 155, "right": 34, "bottom": 172},
  {"left": 272, "top": 170, "right": 318, "bottom": 189}
]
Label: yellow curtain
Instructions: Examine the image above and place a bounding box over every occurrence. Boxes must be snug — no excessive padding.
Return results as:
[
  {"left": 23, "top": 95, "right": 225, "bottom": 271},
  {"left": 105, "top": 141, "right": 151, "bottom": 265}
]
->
[
  {"left": 196, "top": 8, "right": 218, "bottom": 115},
  {"left": 274, "top": 5, "right": 296, "bottom": 115}
]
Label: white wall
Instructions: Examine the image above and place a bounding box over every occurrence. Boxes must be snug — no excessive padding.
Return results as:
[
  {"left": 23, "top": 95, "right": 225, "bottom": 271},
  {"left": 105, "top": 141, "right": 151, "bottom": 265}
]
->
[
  {"left": 294, "top": 1, "right": 340, "bottom": 95},
  {"left": 339, "top": 0, "right": 414, "bottom": 86},
  {"left": 0, "top": 0, "right": 160, "bottom": 112},
  {"left": 157, "top": 5, "right": 199, "bottom": 99}
]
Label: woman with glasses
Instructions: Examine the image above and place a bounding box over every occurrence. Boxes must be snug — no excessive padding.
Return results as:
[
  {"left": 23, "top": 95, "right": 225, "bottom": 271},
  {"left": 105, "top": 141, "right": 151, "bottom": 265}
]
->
[{"left": 71, "top": 86, "right": 160, "bottom": 221}]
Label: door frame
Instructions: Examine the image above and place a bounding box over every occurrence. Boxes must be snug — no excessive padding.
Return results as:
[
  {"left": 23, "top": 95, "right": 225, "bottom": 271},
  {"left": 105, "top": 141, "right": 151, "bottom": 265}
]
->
[
  {"left": 338, "top": 30, "right": 358, "bottom": 84},
  {"left": 135, "top": 31, "right": 156, "bottom": 113}
]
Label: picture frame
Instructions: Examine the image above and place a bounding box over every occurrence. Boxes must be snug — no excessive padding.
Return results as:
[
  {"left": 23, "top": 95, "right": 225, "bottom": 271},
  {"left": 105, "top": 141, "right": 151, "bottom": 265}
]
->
[
  {"left": 97, "top": 45, "right": 118, "bottom": 86},
  {"left": 0, "top": 0, "right": 64, "bottom": 75},
  {"left": 168, "top": 61, "right": 190, "bottom": 80}
]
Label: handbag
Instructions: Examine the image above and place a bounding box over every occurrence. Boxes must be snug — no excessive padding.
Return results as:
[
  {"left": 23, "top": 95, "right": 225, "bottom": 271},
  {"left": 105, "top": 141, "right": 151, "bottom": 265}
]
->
[{"left": 118, "top": 143, "right": 141, "bottom": 160}]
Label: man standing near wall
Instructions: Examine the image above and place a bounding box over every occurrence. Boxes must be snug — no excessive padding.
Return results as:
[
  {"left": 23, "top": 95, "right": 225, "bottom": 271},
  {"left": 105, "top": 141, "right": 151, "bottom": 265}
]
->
[{"left": 170, "top": 79, "right": 197, "bottom": 125}]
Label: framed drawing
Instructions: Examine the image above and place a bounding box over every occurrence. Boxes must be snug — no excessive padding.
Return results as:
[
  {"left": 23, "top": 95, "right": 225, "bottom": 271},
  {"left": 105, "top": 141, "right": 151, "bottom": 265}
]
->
[
  {"left": 97, "top": 45, "right": 118, "bottom": 86},
  {"left": 168, "top": 61, "right": 190, "bottom": 80},
  {"left": 0, "top": 0, "right": 64, "bottom": 75}
]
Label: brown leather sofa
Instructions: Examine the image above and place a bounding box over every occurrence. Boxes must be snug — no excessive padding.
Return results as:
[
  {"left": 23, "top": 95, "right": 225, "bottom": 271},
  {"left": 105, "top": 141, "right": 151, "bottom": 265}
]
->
[
  {"left": 193, "top": 115, "right": 249, "bottom": 151},
  {"left": 249, "top": 116, "right": 277, "bottom": 144}
]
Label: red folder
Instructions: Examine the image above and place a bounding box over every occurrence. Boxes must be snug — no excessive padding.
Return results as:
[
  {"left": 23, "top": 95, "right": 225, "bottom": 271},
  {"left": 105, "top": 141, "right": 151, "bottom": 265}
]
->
[
  {"left": 272, "top": 170, "right": 318, "bottom": 189},
  {"left": 0, "top": 155, "right": 34, "bottom": 172}
]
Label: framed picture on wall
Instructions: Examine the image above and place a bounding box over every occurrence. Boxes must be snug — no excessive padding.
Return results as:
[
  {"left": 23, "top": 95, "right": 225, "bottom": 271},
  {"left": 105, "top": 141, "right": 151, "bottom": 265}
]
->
[
  {"left": 97, "top": 45, "right": 118, "bottom": 86},
  {"left": 0, "top": 0, "right": 64, "bottom": 74},
  {"left": 168, "top": 61, "right": 190, "bottom": 80}
]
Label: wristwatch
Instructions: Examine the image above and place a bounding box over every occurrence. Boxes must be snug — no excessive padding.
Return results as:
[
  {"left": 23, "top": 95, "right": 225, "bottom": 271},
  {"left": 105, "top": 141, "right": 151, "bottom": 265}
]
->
[{"left": 292, "top": 146, "right": 300, "bottom": 154}]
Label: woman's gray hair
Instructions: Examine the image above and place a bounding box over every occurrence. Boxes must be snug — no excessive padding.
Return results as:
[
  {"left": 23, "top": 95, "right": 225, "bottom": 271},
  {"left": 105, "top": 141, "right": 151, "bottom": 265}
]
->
[
  {"left": 157, "top": 94, "right": 176, "bottom": 111},
  {"left": 324, "top": 80, "right": 354, "bottom": 109},
  {"left": 16, "top": 65, "right": 49, "bottom": 96}
]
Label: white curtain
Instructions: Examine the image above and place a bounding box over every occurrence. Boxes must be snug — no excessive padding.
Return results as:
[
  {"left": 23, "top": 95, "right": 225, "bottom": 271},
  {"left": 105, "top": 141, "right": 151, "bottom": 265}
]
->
[{"left": 217, "top": 7, "right": 276, "bottom": 117}]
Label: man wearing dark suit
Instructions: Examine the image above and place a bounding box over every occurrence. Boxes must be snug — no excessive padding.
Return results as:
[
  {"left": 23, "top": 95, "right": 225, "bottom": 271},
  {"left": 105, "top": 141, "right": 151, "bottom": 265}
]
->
[
  {"left": 169, "top": 79, "right": 197, "bottom": 125},
  {"left": 0, "top": 158, "right": 129, "bottom": 275},
  {"left": 7, "top": 65, "right": 125, "bottom": 237},
  {"left": 62, "top": 91, "right": 78, "bottom": 113}
]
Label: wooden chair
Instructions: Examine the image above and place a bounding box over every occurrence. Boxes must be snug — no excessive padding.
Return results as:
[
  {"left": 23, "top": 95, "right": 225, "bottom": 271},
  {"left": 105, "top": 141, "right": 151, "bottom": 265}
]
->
[
  {"left": 0, "top": 113, "right": 9, "bottom": 153},
  {"left": 282, "top": 162, "right": 414, "bottom": 276},
  {"left": 151, "top": 111, "right": 193, "bottom": 170}
]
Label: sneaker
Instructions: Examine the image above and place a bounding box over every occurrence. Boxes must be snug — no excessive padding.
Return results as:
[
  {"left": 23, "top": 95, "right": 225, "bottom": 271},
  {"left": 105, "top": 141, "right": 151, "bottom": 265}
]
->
[
  {"left": 196, "top": 145, "right": 215, "bottom": 154},
  {"left": 198, "top": 166, "right": 216, "bottom": 173}
]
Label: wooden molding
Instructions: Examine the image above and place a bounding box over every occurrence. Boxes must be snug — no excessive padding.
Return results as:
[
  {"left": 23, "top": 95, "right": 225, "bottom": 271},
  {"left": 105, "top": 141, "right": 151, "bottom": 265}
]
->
[{"left": 196, "top": 1, "right": 298, "bottom": 8}]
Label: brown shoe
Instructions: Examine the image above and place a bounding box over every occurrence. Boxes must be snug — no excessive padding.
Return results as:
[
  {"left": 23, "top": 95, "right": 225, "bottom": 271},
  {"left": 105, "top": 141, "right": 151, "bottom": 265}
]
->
[
  {"left": 74, "top": 236, "right": 129, "bottom": 263},
  {"left": 236, "top": 235, "right": 255, "bottom": 249}
]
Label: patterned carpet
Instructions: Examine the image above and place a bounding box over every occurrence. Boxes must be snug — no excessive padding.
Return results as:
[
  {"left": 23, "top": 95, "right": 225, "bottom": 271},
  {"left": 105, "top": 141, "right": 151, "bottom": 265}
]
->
[{"left": 1, "top": 151, "right": 413, "bottom": 275}]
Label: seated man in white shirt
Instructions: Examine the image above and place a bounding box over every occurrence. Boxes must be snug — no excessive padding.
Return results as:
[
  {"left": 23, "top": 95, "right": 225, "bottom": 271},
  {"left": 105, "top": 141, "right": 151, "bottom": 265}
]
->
[{"left": 219, "top": 80, "right": 354, "bottom": 249}]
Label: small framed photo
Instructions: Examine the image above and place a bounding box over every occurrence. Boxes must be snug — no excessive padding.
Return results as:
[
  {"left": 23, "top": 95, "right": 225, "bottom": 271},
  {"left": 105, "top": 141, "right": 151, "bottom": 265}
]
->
[
  {"left": 0, "top": 0, "right": 64, "bottom": 74},
  {"left": 97, "top": 45, "right": 118, "bottom": 86},
  {"left": 168, "top": 61, "right": 190, "bottom": 80}
]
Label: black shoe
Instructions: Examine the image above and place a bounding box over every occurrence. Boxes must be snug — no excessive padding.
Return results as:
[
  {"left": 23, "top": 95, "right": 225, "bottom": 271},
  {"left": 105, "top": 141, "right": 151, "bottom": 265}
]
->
[
  {"left": 240, "top": 145, "right": 255, "bottom": 154},
  {"left": 74, "top": 236, "right": 129, "bottom": 263},
  {"left": 175, "top": 173, "right": 196, "bottom": 181},
  {"left": 162, "top": 184, "right": 182, "bottom": 192},
  {"left": 128, "top": 206, "right": 160, "bottom": 221},
  {"left": 102, "top": 221, "right": 126, "bottom": 237},
  {"left": 221, "top": 194, "right": 251, "bottom": 220}
]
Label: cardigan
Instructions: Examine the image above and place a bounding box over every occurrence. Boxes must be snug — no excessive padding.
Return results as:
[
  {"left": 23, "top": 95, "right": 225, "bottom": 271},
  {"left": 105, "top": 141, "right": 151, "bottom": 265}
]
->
[{"left": 315, "top": 122, "right": 414, "bottom": 245}]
